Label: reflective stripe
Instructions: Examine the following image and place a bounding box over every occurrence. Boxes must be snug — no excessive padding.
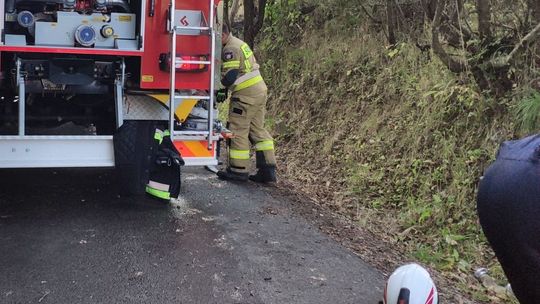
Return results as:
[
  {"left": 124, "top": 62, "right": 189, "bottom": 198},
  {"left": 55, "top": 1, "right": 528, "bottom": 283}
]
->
[
  {"left": 244, "top": 59, "right": 252, "bottom": 73},
  {"left": 154, "top": 129, "right": 170, "bottom": 144},
  {"left": 230, "top": 149, "right": 250, "bottom": 160},
  {"left": 255, "top": 140, "right": 274, "bottom": 151},
  {"left": 233, "top": 70, "right": 263, "bottom": 92},
  {"left": 234, "top": 75, "right": 264, "bottom": 92},
  {"left": 154, "top": 129, "right": 164, "bottom": 144},
  {"left": 146, "top": 186, "right": 170, "bottom": 200},
  {"left": 148, "top": 180, "right": 170, "bottom": 192},
  {"left": 223, "top": 61, "right": 240, "bottom": 69},
  {"left": 234, "top": 70, "right": 261, "bottom": 86},
  {"left": 240, "top": 43, "right": 253, "bottom": 72},
  {"left": 240, "top": 43, "right": 253, "bottom": 59}
]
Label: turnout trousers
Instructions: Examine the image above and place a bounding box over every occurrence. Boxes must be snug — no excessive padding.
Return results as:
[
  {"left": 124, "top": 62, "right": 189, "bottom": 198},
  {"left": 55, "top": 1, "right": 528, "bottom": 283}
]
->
[{"left": 227, "top": 84, "right": 276, "bottom": 174}]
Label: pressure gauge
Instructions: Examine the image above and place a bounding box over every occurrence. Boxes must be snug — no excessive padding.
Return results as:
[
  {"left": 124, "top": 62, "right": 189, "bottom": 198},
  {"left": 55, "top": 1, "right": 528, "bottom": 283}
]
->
[
  {"left": 75, "top": 25, "right": 96, "bottom": 47},
  {"left": 17, "top": 11, "right": 35, "bottom": 28},
  {"left": 100, "top": 25, "right": 114, "bottom": 38}
]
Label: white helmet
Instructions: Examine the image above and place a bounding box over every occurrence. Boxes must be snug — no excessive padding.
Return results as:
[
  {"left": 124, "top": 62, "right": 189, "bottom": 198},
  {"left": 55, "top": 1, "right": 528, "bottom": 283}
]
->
[{"left": 383, "top": 263, "right": 438, "bottom": 304}]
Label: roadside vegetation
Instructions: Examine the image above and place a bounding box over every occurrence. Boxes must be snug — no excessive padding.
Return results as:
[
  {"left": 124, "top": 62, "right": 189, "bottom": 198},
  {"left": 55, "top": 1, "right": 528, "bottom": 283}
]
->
[{"left": 232, "top": 0, "right": 540, "bottom": 302}]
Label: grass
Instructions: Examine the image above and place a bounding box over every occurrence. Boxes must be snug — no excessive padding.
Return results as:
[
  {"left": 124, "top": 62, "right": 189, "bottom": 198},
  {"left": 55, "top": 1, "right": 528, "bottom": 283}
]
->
[
  {"left": 257, "top": 1, "right": 527, "bottom": 302},
  {"left": 516, "top": 90, "right": 540, "bottom": 133}
]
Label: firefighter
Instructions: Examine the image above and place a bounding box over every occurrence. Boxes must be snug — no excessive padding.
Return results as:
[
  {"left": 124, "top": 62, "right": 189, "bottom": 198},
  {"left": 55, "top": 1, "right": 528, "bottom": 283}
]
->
[
  {"left": 216, "top": 24, "right": 277, "bottom": 183},
  {"left": 477, "top": 135, "right": 540, "bottom": 303}
]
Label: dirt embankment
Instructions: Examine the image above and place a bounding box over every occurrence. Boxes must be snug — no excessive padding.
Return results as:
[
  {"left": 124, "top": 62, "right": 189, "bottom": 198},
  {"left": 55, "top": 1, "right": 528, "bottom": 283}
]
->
[{"left": 257, "top": 2, "right": 519, "bottom": 303}]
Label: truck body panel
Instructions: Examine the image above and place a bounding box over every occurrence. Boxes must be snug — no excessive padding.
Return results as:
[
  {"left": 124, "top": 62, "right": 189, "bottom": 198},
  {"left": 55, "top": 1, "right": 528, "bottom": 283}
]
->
[{"left": 0, "top": 0, "right": 223, "bottom": 169}]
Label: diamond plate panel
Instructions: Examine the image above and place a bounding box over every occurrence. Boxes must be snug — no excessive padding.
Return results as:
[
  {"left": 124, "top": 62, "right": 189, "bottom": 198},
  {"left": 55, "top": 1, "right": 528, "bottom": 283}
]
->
[{"left": 123, "top": 95, "right": 169, "bottom": 121}]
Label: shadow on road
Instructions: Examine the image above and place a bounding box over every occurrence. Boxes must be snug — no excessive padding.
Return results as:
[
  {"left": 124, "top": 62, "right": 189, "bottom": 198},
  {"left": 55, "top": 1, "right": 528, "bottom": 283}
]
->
[
  {"left": 0, "top": 168, "right": 229, "bottom": 303},
  {"left": 0, "top": 168, "right": 167, "bottom": 212}
]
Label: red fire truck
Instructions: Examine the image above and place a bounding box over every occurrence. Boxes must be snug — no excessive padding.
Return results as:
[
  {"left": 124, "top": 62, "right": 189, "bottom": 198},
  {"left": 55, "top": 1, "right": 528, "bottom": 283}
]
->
[{"left": 0, "top": 0, "right": 224, "bottom": 190}]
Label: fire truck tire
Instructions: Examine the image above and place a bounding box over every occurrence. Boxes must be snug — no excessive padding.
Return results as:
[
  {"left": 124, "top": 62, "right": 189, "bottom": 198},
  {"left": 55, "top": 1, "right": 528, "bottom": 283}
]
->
[{"left": 114, "top": 120, "right": 157, "bottom": 196}]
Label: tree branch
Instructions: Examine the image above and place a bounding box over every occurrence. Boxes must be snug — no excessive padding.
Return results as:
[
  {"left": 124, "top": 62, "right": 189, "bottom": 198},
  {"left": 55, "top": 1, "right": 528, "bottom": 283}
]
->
[
  {"left": 490, "top": 22, "right": 540, "bottom": 68},
  {"left": 360, "top": 3, "right": 381, "bottom": 24},
  {"left": 431, "top": 0, "right": 467, "bottom": 72},
  {"left": 476, "top": 0, "right": 492, "bottom": 41}
]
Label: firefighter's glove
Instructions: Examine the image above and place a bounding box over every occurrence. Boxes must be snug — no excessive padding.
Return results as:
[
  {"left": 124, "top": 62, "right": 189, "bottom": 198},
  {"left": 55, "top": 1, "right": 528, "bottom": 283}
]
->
[{"left": 216, "top": 88, "right": 228, "bottom": 103}]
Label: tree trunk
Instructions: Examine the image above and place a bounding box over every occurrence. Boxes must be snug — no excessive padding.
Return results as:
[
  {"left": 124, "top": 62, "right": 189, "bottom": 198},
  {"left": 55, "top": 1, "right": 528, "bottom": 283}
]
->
[
  {"left": 244, "top": 0, "right": 256, "bottom": 48},
  {"left": 229, "top": 0, "right": 241, "bottom": 28},
  {"left": 476, "top": 0, "right": 492, "bottom": 42},
  {"left": 243, "top": 0, "right": 268, "bottom": 49},
  {"left": 421, "top": 0, "right": 437, "bottom": 20},
  {"left": 443, "top": 0, "right": 472, "bottom": 48},
  {"left": 528, "top": 0, "right": 540, "bottom": 58},
  {"left": 386, "top": 0, "right": 397, "bottom": 45},
  {"left": 431, "top": 0, "right": 467, "bottom": 73},
  {"left": 529, "top": 0, "right": 540, "bottom": 23},
  {"left": 254, "top": 0, "right": 268, "bottom": 36},
  {"left": 224, "top": 0, "right": 230, "bottom": 26}
]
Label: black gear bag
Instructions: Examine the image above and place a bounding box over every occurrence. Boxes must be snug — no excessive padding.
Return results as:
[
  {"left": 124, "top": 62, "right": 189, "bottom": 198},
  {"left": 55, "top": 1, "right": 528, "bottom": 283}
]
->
[{"left": 145, "top": 129, "right": 184, "bottom": 200}]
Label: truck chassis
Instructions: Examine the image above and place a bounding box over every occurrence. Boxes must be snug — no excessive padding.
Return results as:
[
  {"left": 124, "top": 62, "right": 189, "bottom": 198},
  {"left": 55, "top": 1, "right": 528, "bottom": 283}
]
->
[{"left": 0, "top": 0, "right": 223, "bottom": 171}]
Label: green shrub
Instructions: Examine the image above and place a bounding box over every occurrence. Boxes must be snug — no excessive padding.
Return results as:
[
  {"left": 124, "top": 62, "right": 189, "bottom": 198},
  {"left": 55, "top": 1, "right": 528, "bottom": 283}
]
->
[{"left": 516, "top": 90, "right": 540, "bottom": 134}]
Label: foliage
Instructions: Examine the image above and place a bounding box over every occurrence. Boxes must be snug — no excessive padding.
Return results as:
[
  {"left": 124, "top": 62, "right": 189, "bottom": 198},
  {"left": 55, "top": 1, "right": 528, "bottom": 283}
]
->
[
  {"left": 516, "top": 90, "right": 540, "bottom": 133},
  {"left": 383, "top": 0, "right": 540, "bottom": 95},
  {"left": 256, "top": 0, "right": 535, "bottom": 302}
]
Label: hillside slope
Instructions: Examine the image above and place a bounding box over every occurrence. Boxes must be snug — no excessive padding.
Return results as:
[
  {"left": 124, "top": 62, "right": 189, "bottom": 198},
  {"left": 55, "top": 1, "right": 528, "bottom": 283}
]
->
[{"left": 256, "top": 2, "right": 527, "bottom": 302}]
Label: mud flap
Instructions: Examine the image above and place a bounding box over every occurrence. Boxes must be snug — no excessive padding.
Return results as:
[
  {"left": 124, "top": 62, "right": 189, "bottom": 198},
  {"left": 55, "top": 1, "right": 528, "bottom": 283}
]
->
[
  {"left": 114, "top": 121, "right": 184, "bottom": 199},
  {"left": 114, "top": 121, "right": 158, "bottom": 196}
]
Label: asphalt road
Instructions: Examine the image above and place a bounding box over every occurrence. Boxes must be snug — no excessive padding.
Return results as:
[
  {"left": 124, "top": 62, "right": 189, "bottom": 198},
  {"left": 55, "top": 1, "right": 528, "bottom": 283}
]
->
[{"left": 0, "top": 168, "right": 383, "bottom": 304}]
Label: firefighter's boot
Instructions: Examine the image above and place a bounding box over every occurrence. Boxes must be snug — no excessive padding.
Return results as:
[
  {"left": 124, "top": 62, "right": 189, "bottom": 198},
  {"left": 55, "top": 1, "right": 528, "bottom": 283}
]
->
[
  {"left": 249, "top": 166, "right": 277, "bottom": 183},
  {"left": 217, "top": 169, "right": 249, "bottom": 182}
]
